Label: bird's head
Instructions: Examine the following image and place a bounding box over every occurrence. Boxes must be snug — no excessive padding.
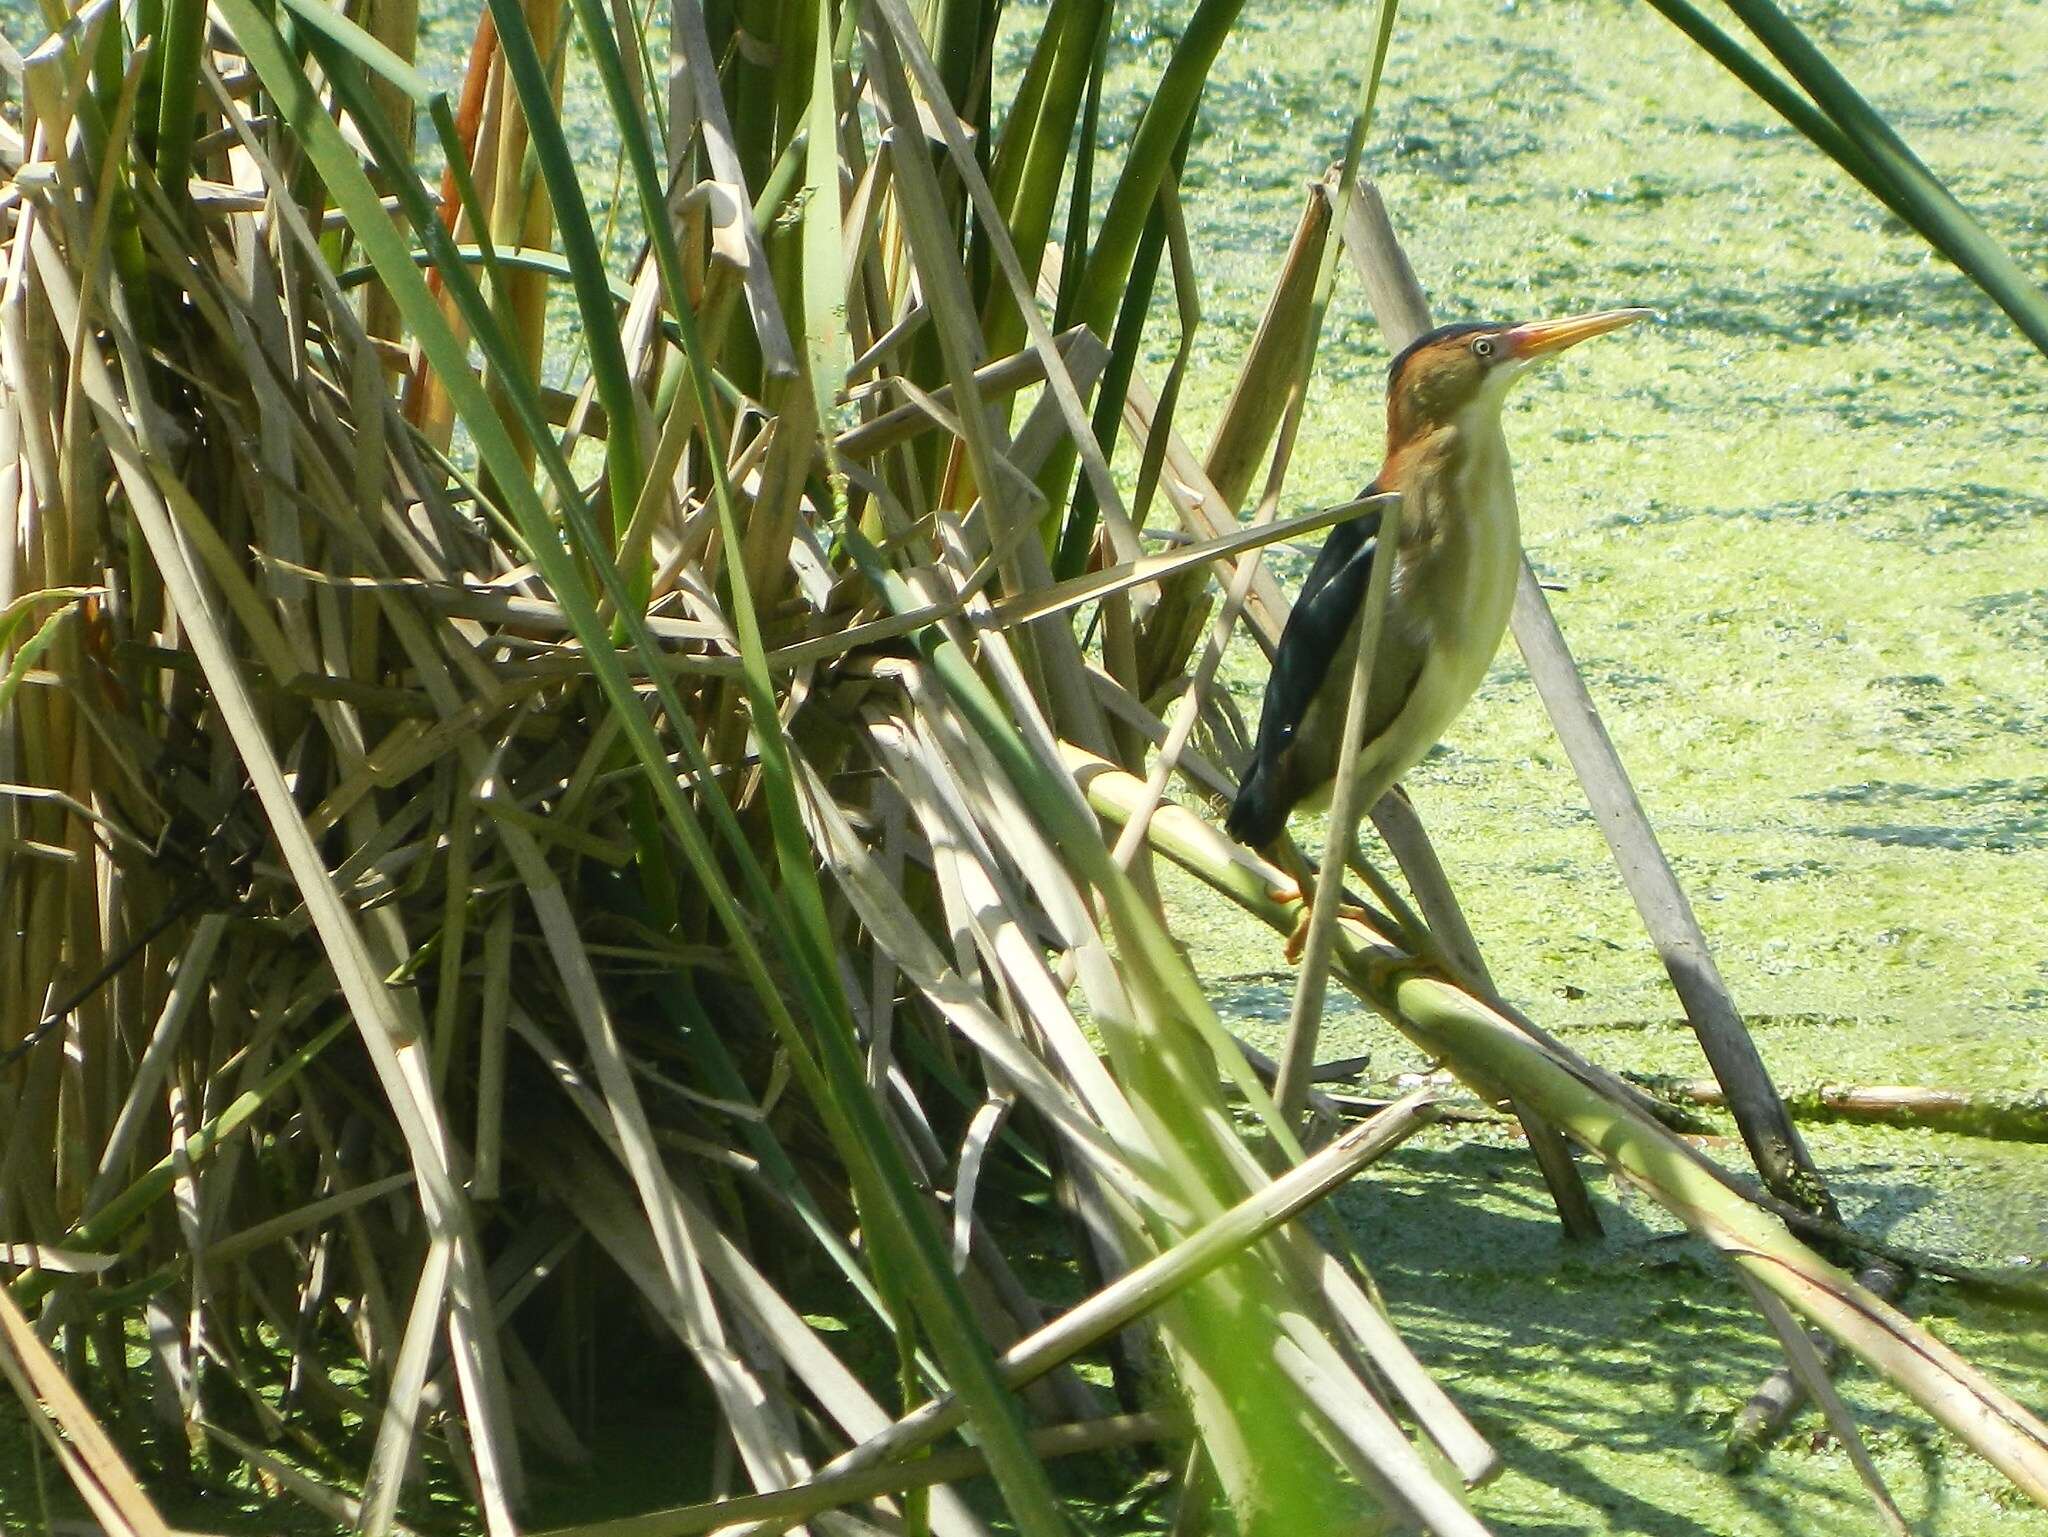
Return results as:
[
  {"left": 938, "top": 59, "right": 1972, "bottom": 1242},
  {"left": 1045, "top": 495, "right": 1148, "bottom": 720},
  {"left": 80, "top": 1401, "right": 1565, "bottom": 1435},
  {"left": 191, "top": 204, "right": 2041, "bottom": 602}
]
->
[{"left": 1385, "top": 308, "right": 1651, "bottom": 441}]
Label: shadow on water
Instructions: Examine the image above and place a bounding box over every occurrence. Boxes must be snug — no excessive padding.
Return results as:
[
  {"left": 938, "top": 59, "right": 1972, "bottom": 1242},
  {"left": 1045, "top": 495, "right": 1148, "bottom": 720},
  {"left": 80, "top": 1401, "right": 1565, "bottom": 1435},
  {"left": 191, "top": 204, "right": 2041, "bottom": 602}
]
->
[
  {"left": 1323, "top": 1137, "right": 2048, "bottom": 1535},
  {"left": 1562, "top": 262, "right": 2020, "bottom": 349},
  {"left": 1592, "top": 483, "right": 2048, "bottom": 555},
  {"left": 1964, "top": 589, "right": 2048, "bottom": 645},
  {"left": 1799, "top": 776, "right": 2048, "bottom": 853}
]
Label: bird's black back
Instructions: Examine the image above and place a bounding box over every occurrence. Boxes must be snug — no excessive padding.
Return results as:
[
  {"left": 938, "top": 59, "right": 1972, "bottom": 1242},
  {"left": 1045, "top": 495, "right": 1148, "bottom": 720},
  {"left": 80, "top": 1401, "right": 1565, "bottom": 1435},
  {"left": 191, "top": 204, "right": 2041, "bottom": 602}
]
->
[{"left": 1226, "top": 490, "right": 1386, "bottom": 845}]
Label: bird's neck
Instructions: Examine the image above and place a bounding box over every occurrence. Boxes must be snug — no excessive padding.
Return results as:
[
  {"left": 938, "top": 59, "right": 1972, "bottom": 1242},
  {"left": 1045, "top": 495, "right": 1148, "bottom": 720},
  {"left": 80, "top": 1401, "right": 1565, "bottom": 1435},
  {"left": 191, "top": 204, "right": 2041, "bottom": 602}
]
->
[
  {"left": 1383, "top": 366, "right": 1516, "bottom": 457},
  {"left": 1376, "top": 404, "right": 1514, "bottom": 550}
]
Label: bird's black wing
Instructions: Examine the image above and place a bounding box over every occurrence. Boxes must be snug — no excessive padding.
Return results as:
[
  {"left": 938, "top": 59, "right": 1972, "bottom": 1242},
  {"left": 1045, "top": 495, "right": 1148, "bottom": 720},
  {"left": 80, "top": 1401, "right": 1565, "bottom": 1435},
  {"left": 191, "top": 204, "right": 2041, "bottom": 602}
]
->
[
  {"left": 1253, "top": 489, "right": 1386, "bottom": 763},
  {"left": 1226, "top": 488, "right": 1386, "bottom": 844}
]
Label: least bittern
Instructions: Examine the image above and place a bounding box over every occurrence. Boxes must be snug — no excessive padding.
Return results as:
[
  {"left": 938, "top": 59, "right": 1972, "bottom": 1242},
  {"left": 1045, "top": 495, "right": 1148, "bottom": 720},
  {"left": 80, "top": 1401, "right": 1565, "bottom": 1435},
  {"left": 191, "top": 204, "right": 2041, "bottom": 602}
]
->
[{"left": 1229, "top": 308, "right": 1650, "bottom": 851}]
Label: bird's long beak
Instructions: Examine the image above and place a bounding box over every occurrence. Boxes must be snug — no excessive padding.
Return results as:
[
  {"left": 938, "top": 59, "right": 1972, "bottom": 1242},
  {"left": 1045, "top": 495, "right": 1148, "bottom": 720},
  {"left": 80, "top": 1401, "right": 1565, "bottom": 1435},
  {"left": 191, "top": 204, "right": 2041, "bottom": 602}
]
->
[{"left": 1502, "top": 307, "right": 1653, "bottom": 361}]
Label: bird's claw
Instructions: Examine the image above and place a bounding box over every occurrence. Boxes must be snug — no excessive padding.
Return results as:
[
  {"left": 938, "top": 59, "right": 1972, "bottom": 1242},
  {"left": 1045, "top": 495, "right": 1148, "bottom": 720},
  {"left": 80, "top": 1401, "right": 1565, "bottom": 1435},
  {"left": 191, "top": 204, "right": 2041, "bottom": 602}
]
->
[{"left": 1277, "top": 886, "right": 1374, "bottom": 964}]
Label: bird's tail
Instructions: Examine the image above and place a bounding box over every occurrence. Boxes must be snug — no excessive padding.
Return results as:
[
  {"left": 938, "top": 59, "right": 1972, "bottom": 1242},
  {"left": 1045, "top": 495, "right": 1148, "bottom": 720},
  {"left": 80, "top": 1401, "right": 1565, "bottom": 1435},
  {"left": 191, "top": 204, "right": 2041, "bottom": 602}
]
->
[{"left": 1225, "top": 765, "right": 1287, "bottom": 849}]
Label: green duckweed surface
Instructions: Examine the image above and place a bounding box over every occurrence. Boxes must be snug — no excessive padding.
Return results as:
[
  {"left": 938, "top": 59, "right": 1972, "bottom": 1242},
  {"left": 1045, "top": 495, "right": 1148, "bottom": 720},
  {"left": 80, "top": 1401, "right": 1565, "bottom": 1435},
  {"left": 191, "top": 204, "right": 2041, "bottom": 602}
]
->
[{"left": 1112, "top": 0, "right": 2048, "bottom": 1529}]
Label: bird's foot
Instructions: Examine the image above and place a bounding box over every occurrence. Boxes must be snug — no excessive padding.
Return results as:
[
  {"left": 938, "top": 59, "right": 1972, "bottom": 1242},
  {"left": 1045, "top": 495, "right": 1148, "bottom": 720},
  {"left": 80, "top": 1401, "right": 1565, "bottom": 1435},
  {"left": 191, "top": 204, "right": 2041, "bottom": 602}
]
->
[{"left": 1272, "top": 884, "right": 1375, "bottom": 964}]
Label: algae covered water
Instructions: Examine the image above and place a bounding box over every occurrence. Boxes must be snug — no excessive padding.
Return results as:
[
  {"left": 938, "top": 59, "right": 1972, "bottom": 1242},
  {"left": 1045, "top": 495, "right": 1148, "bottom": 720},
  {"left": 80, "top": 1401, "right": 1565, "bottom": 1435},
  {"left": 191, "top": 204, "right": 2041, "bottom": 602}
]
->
[{"left": 1108, "top": 0, "right": 2048, "bottom": 1529}]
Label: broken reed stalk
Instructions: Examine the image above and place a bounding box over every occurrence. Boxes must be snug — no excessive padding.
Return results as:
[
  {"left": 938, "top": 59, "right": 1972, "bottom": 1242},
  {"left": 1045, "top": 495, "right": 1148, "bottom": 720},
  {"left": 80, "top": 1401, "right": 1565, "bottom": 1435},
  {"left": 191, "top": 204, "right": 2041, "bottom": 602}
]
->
[
  {"left": 1725, "top": 1254, "right": 1929, "bottom": 1470},
  {"left": 1334, "top": 170, "right": 1901, "bottom": 1448},
  {"left": 1639, "top": 1077, "right": 2048, "bottom": 1143},
  {"left": 1273, "top": 490, "right": 1401, "bottom": 1122},
  {"left": 1730, "top": 1269, "right": 1914, "bottom": 1537},
  {"left": 1068, "top": 747, "right": 2048, "bottom": 1509},
  {"left": 1334, "top": 176, "right": 1841, "bottom": 1226}
]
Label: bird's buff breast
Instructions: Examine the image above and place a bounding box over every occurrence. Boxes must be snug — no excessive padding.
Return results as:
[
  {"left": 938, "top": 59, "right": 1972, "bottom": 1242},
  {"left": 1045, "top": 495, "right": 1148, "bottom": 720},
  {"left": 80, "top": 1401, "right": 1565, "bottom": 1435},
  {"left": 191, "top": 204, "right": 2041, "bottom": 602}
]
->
[
  {"left": 1313, "top": 421, "right": 1522, "bottom": 813},
  {"left": 1408, "top": 421, "right": 1522, "bottom": 730}
]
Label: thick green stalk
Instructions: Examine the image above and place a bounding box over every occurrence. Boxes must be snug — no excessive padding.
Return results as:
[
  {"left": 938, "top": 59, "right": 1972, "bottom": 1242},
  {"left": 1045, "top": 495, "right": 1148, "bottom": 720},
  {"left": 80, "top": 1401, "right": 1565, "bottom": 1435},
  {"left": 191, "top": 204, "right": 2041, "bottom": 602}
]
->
[
  {"left": 1049, "top": 2, "right": 1109, "bottom": 335},
  {"left": 1067, "top": 0, "right": 1243, "bottom": 340},
  {"left": 481, "top": 0, "right": 644, "bottom": 563},
  {"left": 1716, "top": 0, "right": 2048, "bottom": 356},
  {"left": 980, "top": 0, "right": 1105, "bottom": 361},
  {"left": 926, "top": 0, "right": 989, "bottom": 123},
  {"left": 729, "top": 0, "right": 786, "bottom": 190},
  {"left": 1051, "top": 119, "right": 1192, "bottom": 580},
  {"left": 150, "top": 0, "right": 208, "bottom": 192},
  {"left": 1070, "top": 748, "right": 2048, "bottom": 1508}
]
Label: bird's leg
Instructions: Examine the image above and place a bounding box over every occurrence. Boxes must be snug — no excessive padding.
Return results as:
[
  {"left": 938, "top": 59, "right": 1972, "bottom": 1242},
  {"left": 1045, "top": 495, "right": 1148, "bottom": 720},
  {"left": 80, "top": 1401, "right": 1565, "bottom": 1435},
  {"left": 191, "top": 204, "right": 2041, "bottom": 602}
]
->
[{"left": 1270, "top": 834, "right": 1379, "bottom": 965}]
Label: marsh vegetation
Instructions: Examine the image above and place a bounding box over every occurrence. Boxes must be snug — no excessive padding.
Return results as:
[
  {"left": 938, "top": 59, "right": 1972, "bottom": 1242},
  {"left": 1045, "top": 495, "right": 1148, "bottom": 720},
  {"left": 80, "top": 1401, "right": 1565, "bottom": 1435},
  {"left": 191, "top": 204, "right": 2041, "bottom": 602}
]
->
[{"left": 1, "top": 0, "right": 2044, "bottom": 1533}]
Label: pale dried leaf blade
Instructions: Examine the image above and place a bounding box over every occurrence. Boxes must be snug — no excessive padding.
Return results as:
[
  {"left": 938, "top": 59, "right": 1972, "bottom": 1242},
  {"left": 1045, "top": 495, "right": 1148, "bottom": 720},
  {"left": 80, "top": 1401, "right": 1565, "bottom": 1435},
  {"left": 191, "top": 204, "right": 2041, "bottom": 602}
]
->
[{"left": 0, "top": 1285, "right": 174, "bottom": 1537}]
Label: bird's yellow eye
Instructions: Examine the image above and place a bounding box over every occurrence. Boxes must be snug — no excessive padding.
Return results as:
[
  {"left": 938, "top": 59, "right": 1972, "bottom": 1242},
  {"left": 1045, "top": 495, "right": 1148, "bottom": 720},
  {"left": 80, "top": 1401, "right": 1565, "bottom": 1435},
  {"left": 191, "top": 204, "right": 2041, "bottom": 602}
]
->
[{"left": 1472, "top": 335, "right": 1498, "bottom": 360}]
